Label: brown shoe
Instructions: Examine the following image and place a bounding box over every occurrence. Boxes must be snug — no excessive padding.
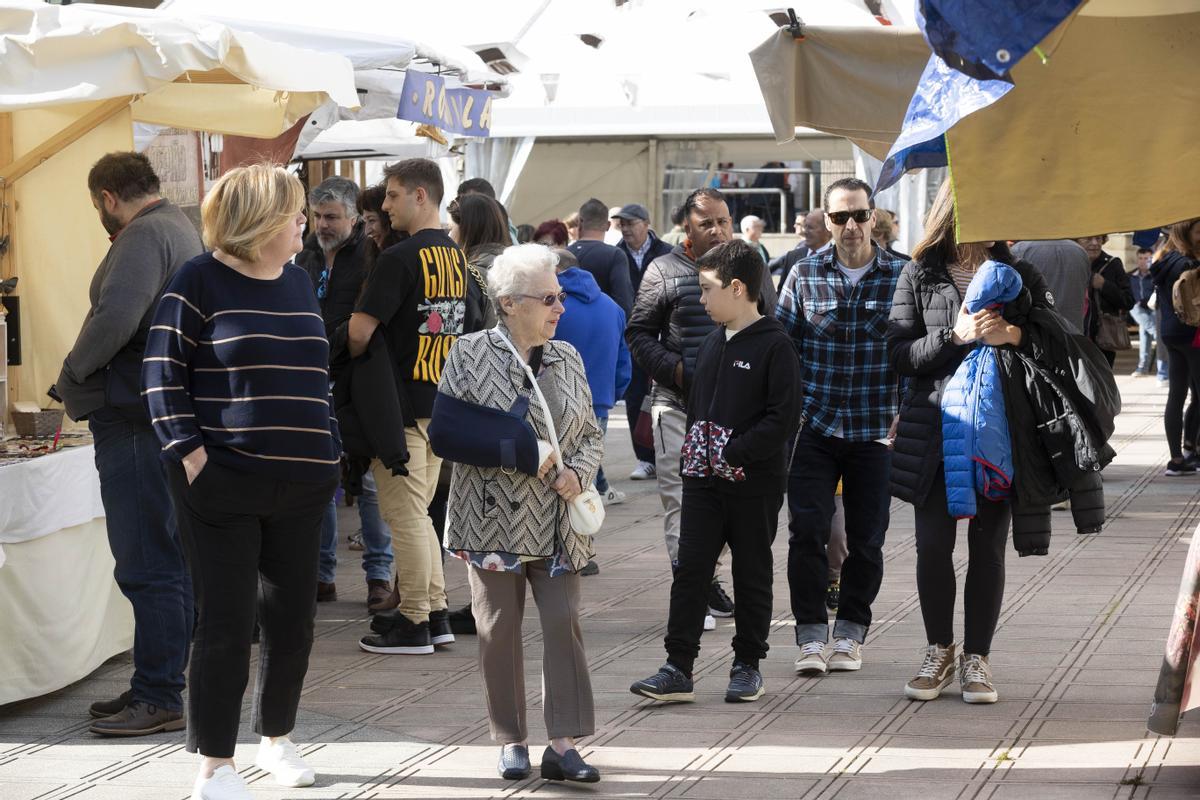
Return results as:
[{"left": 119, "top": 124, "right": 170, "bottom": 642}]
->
[
  {"left": 89, "top": 688, "right": 133, "bottom": 719},
  {"left": 367, "top": 579, "right": 398, "bottom": 613},
  {"left": 317, "top": 581, "right": 337, "bottom": 602},
  {"left": 89, "top": 701, "right": 184, "bottom": 737}
]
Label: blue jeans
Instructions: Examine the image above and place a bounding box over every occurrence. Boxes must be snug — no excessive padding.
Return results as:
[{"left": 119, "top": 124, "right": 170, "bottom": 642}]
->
[
  {"left": 88, "top": 407, "right": 192, "bottom": 711},
  {"left": 1130, "top": 304, "right": 1162, "bottom": 375},
  {"left": 595, "top": 414, "right": 610, "bottom": 493},
  {"left": 787, "top": 425, "right": 891, "bottom": 645},
  {"left": 318, "top": 471, "right": 393, "bottom": 583}
]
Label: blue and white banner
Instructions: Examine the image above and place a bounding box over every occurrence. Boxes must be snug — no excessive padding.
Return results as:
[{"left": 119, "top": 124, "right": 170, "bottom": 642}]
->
[{"left": 396, "top": 72, "right": 494, "bottom": 138}]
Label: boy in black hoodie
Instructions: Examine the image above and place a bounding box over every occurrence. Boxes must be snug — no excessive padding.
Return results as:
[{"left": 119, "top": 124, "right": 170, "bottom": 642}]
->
[{"left": 630, "top": 240, "right": 802, "bottom": 703}]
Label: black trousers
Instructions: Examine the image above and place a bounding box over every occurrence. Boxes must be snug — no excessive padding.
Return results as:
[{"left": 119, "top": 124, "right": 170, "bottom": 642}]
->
[
  {"left": 1164, "top": 339, "right": 1200, "bottom": 460},
  {"left": 914, "top": 469, "right": 1010, "bottom": 656},
  {"left": 787, "top": 426, "right": 891, "bottom": 645},
  {"left": 168, "top": 459, "right": 337, "bottom": 758},
  {"left": 664, "top": 486, "right": 781, "bottom": 674}
]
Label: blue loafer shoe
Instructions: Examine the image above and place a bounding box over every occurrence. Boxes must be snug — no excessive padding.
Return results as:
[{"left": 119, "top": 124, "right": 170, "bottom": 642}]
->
[
  {"left": 540, "top": 746, "right": 600, "bottom": 783},
  {"left": 498, "top": 744, "right": 531, "bottom": 780}
]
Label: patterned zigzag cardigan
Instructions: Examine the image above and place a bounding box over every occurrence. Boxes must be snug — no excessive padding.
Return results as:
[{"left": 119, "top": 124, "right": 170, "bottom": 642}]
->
[{"left": 438, "top": 327, "right": 604, "bottom": 572}]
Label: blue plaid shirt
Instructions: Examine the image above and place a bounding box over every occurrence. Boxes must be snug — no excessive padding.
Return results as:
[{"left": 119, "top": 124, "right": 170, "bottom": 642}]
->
[{"left": 775, "top": 246, "right": 905, "bottom": 442}]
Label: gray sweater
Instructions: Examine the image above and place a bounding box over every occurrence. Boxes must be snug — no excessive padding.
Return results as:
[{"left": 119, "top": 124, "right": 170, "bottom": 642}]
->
[{"left": 57, "top": 200, "right": 203, "bottom": 420}]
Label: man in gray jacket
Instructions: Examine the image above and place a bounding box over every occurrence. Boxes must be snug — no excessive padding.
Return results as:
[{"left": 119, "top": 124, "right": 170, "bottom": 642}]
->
[{"left": 56, "top": 152, "right": 202, "bottom": 736}]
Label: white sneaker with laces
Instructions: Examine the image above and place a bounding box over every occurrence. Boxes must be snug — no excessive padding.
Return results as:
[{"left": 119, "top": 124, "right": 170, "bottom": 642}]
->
[
  {"left": 604, "top": 488, "right": 627, "bottom": 505},
  {"left": 794, "top": 640, "right": 829, "bottom": 674},
  {"left": 254, "top": 736, "right": 316, "bottom": 787},
  {"left": 192, "top": 765, "right": 252, "bottom": 800},
  {"left": 827, "top": 637, "right": 863, "bottom": 671},
  {"left": 629, "top": 461, "right": 656, "bottom": 480}
]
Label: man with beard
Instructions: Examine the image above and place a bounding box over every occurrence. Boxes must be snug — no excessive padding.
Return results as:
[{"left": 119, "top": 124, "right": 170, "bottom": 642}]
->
[
  {"left": 769, "top": 208, "right": 833, "bottom": 281},
  {"left": 626, "top": 188, "right": 778, "bottom": 630},
  {"left": 296, "top": 177, "right": 396, "bottom": 613},
  {"left": 56, "top": 151, "right": 202, "bottom": 736}
]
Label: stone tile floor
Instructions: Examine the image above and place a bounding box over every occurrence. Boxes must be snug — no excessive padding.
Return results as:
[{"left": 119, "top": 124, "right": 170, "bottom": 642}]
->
[{"left": 2, "top": 364, "right": 1198, "bottom": 799}]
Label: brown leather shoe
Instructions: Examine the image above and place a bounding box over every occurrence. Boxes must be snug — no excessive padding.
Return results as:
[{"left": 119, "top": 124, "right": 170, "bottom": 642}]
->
[
  {"left": 367, "top": 579, "right": 398, "bottom": 613},
  {"left": 317, "top": 581, "right": 338, "bottom": 602},
  {"left": 89, "top": 689, "right": 132, "bottom": 719},
  {"left": 89, "top": 701, "right": 184, "bottom": 737}
]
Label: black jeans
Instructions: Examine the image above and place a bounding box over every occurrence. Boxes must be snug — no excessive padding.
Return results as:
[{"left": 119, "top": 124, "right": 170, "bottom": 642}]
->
[
  {"left": 88, "top": 407, "right": 192, "bottom": 711},
  {"left": 167, "top": 458, "right": 336, "bottom": 757},
  {"left": 665, "top": 487, "right": 781, "bottom": 674},
  {"left": 914, "top": 469, "right": 1010, "bottom": 655},
  {"left": 787, "top": 426, "right": 891, "bottom": 645},
  {"left": 1164, "top": 339, "right": 1200, "bottom": 460}
]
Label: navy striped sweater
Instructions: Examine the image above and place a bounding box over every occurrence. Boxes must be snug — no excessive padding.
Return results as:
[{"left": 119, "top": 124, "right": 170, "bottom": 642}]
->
[{"left": 141, "top": 252, "right": 341, "bottom": 483}]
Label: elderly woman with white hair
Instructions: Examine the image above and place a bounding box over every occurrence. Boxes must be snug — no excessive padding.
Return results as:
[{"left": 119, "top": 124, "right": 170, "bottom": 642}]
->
[{"left": 435, "top": 243, "right": 604, "bottom": 783}]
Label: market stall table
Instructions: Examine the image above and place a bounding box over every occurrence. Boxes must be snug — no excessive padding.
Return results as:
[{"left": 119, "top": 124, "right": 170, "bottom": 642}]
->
[{"left": 0, "top": 434, "right": 132, "bottom": 705}]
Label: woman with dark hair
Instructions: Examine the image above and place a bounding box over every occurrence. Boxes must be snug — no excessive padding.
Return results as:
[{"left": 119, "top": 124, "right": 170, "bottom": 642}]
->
[
  {"left": 887, "top": 179, "right": 1052, "bottom": 707},
  {"left": 534, "top": 220, "right": 569, "bottom": 247},
  {"left": 1151, "top": 218, "right": 1200, "bottom": 476},
  {"left": 449, "top": 193, "right": 509, "bottom": 331}
]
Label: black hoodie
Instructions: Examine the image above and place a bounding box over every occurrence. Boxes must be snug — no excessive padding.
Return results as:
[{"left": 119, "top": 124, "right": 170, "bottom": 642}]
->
[{"left": 682, "top": 316, "right": 802, "bottom": 496}]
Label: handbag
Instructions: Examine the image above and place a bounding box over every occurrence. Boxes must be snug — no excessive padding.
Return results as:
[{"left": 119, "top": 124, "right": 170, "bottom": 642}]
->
[
  {"left": 494, "top": 329, "right": 606, "bottom": 536},
  {"left": 632, "top": 392, "right": 654, "bottom": 450},
  {"left": 1096, "top": 311, "right": 1132, "bottom": 351}
]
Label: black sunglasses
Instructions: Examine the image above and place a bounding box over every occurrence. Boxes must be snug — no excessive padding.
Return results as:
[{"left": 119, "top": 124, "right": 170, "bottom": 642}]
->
[
  {"left": 827, "top": 209, "right": 873, "bottom": 226},
  {"left": 518, "top": 291, "right": 568, "bottom": 307}
]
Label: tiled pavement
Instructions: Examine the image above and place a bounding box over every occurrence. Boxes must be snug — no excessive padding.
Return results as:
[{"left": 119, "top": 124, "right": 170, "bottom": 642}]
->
[{"left": 2, "top": 364, "right": 1199, "bottom": 799}]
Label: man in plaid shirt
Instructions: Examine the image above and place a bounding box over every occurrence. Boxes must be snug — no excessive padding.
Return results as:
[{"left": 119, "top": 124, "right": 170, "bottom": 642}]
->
[{"left": 775, "top": 177, "right": 904, "bottom": 676}]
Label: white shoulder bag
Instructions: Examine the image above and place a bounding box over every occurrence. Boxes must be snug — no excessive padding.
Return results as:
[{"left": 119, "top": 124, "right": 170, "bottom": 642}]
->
[{"left": 494, "top": 330, "right": 605, "bottom": 536}]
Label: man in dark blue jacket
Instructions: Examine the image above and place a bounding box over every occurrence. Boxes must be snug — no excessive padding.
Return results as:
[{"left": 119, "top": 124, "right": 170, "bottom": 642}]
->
[
  {"left": 553, "top": 250, "right": 632, "bottom": 506},
  {"left": 614, "top": 203, "right": 673, "bottom": 480},
  {"left": 569, "top": 198, "right": 635, "bottom": 316}
]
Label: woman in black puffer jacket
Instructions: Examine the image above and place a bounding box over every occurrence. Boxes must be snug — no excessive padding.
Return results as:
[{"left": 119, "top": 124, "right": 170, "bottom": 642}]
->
[
  {"left": 886, "top": 180, "right": 1051, "bottom": 707},
  {"left": 1150, "top": 218, "right": 1200, "bottom": 476}
]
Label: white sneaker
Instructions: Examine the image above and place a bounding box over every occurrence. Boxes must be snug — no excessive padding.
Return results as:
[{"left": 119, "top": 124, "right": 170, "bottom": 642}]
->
[
  {"left": 629, "top": 461, "right": 656, "bottom": 481},
  {"left": 604, "top": 488, "right": 627, "bottom": 505},
  {"left": 827, "top": 637, "right": 863, "bottom": 671},
  {"left": 254, "top": 736, "right": 316, "bottom": 787},
  {"left": 794, "top": 640, "right": 829, "bottom": 674},
  {"left": 192, "top": 765, "right": 251, "bottom": 800},
  {"left": 703, "top": 614, "right": 716, "bottom": 631}
]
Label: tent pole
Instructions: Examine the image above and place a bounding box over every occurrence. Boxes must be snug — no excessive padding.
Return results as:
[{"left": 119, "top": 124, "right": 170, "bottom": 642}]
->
[
  {"left": 0, "top": 97, "right": 132, "bottom": 188},
  {"left": 0, "top": 111, "right": 18, "bottom": 413},
  {"left": 646, "top": 137, "right": 659, "bottom": 229}
]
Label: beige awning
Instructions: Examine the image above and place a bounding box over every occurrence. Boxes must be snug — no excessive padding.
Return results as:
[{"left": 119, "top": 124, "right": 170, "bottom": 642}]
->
[{"left": 749, "top": 5, "right": 1200, "bottom": 241}]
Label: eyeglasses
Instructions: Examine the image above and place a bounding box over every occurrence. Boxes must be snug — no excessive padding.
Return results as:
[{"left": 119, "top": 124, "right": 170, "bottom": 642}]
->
[
  {"left": 316, "top": 268, "right": 329, "bottom": 300},
  {"left": 517, "top": 292, "right": 567, "bottom": 306},
  {"left": 827, "top": 209, "right": 873, "bottom": 226}
]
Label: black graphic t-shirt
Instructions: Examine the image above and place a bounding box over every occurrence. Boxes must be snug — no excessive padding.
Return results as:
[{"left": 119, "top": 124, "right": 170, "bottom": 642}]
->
[{"left": 358, "top": 227, "right": 468, "bottom": 420}]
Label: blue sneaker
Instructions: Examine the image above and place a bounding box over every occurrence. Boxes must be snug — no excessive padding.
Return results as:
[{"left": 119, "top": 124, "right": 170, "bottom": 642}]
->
[
  {"left": 725, "top": 661, "right": 764, "bottom": 702},
  {"left": 630, "top": 663, "right": 695, "bottom": 703}
]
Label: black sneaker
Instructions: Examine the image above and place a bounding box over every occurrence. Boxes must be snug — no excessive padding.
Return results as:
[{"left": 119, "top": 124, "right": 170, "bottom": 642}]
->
[
  {"left": 707, "top": 578, "right": 734, "bottom": 618},
  {"left": 359, "top": 613, "right": 433, "bottom": 654},
  {"left": 825, "top": 579, "right": 841, "bottom": 613},
  {"left": 448, "top": 603, "right": 476, "bottom": 635},
  {"left": 429, "top": 609, "right": 455, "bottom": 647},
  {"left": 629, "top": 663, "right": 695, "bottom": 703},
  {"left": 1165, "top": 458, "right": 1197, "bottom": 477},
  {"left": 725, "top": 661, "right": 764, "bottom": 703}
]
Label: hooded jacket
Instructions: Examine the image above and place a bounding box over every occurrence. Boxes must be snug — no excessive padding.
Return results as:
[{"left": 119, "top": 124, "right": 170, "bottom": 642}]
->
[
  {"left": 681, "top": 317, "right": 801, "bottom": 496},
  {"left": 941, "top": 261, "right": 1022, "bottom": 519},
  {"left": 627, "top": 245, "right": 778, "bottom": 413},
  {"left": 1151, "top": 250, "right": 1200, "bottom": 343},
  {"left": 553, "top": 266, "right": 632, "bottom": 417}
]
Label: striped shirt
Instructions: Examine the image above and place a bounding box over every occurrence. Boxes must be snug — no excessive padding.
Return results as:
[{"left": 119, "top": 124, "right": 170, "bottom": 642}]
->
[
  {"left": 141, "top": 252, "right": 341, "bottom": 482},
  {"left": 775, "top": 246, "right": 906, "bottom": 442}
]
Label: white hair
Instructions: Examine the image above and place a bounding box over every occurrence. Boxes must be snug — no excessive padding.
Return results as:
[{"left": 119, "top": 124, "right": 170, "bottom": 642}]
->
[
  {"left": 740, "top": 215, "right": 764, "bottom": 233},
  {"left": 488, "top": 243, "right": 559, "bottom": 317}
]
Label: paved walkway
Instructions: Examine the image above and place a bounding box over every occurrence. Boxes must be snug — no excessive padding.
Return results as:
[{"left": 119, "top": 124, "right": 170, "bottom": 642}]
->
[{"left": 2, "top": 365, "right": 1199, "bottom": 799}]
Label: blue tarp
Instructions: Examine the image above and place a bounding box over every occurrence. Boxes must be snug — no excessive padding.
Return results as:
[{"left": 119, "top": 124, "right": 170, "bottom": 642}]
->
[{"left": 875, "top": 0, "right": 1083, "bottom": 194}]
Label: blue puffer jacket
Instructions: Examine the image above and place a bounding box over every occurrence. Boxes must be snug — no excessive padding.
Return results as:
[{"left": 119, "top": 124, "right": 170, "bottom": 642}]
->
[{"left": 941, "top": 261, "right": 1023, "bottom": 518}]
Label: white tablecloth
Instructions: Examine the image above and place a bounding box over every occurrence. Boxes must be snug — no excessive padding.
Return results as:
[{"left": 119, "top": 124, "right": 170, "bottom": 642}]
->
[{"left": 0, "top": 444, "right": 105, "bottom": 552}]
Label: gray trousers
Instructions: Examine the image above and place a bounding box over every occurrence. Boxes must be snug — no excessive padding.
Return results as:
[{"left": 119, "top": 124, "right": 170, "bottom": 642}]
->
[{"left": 468, "top": 560, "right": 595, "bottom": 743}]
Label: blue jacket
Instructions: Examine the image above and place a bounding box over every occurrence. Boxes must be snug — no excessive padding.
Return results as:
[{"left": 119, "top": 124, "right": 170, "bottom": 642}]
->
[
  {"left": 554, "top": 267, "right": 631, "bottom": 418},
  {"left": 941, "top": 261, "right": 1022, "bottom": 518}
]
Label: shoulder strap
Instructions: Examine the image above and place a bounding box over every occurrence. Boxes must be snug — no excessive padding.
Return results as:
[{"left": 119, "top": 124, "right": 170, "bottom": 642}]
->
[
  {"left": 465, "top": 262, "right": 489, "bottom": 295},
  {"left": 493, "top": 329, "right": 566, "bottom": 468}
]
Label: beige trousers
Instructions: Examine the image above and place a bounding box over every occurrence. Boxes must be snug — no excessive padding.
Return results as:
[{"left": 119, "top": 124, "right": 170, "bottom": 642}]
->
[
  {"left": 372, "top": 419, "right": 446, "bottom": 623},
  {"left": 468, "top": 560, "right": 595, "bottom": 743}
]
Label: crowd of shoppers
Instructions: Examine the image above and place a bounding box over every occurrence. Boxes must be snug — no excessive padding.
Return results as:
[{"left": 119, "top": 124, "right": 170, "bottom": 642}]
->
[{"left": 62, "top": 145, "right": 1184, "bottom": 798}]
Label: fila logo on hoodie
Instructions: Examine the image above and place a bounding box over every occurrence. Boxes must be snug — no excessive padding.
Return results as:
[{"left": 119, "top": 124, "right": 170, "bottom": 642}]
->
[{"left": 733, "top": 360, "right": 751, "bottom": 370}]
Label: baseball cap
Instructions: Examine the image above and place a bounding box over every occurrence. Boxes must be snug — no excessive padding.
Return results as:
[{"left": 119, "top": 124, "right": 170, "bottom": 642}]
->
[{"left": 612, "top": 203, "right": 650, "bottom": 222}]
